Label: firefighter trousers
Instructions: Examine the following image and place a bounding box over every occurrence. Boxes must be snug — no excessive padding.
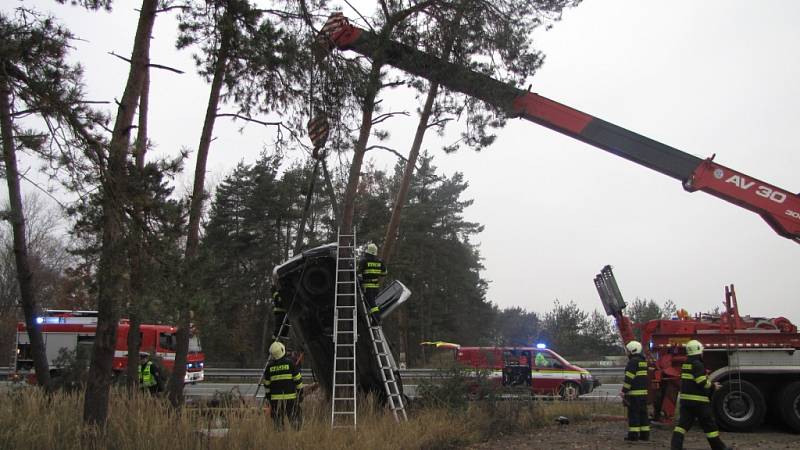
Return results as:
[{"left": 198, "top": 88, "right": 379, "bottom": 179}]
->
[
  {"left": 670, "top": 401, "right": 727, "bottom": 450},
  {"left": 626, "top": 396, "right": 650, "bottom": 440},
  {"left": 269, "top": 399, "right": 301, "bottom": 430},
  {"left": 364, "top": 288, "right": 380, "bottom": 317}
]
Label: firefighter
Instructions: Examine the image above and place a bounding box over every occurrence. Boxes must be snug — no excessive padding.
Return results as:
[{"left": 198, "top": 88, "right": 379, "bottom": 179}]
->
[
  {"left": 263, "top": 341, "right": 304, "bottom": 430},
  {"left": 138, "top": 352, "right": 161, "bottom": 395},
  {"left": 358, "top": 242, "right": 386, "bottom": 324},
  {"left": 271, "top": 285, "right": 290, "bottom": 341},
  {"left": 670, "top": 340, "right": 731, "bottom": 450},
  {"left": 621, "top": 340, "right": 650, "bottom": 441}
]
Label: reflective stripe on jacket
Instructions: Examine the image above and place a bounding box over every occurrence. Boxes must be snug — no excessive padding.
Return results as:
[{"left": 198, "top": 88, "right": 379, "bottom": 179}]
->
[
  {"left": 358, "top": 255, "right": 386, "bottom": 289},
  {"left": 263, "top": 356, "right": 304, "bottom": 401},
  {"left": 678, "top": 356, "right": 712, "bottom": 403},
  {"left": 621, "top": 354, "right": 648, "bottom": 396}
]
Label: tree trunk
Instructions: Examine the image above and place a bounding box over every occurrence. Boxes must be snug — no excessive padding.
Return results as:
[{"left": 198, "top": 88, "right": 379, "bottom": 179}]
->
[
  {"left": 0, "top": 76, "right": 51, "bottom": 391},
  {"left": 380, "top": 82, "right": 438, "bottom": 264},
  {"left": 168, "top": 15, "right": 232, "bottom": 408},
  {"left": 83, "top": 0, "right": 157, "bottom": 426},
  {"left": 339, "top": 61, "right": 383, "bottom": 234},
  {"left": 126, "top": 65, "right": 151, "bottom": 390}
]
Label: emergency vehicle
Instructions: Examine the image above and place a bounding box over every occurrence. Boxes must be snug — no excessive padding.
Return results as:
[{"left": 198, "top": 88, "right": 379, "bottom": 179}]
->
[
  {"left": 15, "top": 310, "right": 205, "bottom": 383},
  {"left": 424, "top": 342, "right": 599, "bottom": 400}
]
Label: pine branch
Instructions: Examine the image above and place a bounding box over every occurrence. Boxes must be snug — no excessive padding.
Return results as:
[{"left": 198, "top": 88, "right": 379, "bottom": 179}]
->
[
  {"left": 108, "top": 52, "right": 184, "bottom": 74},
  {"left": 372, "top": 111, "right": 409, "bottom": 125}
]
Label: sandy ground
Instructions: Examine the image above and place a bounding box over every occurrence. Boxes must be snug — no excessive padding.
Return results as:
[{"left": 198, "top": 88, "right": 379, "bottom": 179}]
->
[{"left": 467, "top": 418, "right": 799, "bottom": 449}]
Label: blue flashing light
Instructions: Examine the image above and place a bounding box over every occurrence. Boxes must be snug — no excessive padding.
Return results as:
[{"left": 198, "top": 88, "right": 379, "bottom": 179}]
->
[
  {"left": 536, "top": 343, "right": 547, "bottom": 349},
  {"left": 35, "top": 317, "right": 44, "bottom": 325}
]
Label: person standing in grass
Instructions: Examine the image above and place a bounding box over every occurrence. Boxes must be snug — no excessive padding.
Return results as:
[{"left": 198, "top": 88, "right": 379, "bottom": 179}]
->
[
  {"left": 263, "top": 341, "right": 304, "bottom": 430},
  {"left": 621, "top": 340, "right": 650, "bottom": 441}
]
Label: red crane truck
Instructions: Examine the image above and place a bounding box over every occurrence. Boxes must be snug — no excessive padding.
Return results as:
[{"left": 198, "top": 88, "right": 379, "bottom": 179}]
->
[
  {"left": 316, "top": 13, "right": 800, "bottom": 244},
  {"left": 595, "top": 265, "right": 800, "bottom": 432},
  {"left": 315, "top": 14, "right": 800, "bottom": 430},
  {"left": 15, "top": 310, "right": 206, "bottom": 383}
]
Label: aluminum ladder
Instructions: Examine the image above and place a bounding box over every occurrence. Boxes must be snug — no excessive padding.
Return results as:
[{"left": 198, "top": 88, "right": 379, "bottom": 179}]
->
[
  {"left": 330, "top": 230, "right": 358, "bottom": 428},
  {"left": 360, "top": 299, "right": 408, "bottom": 423}
]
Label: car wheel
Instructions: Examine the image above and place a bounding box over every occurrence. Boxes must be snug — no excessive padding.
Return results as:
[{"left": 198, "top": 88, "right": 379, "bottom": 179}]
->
[
  {"left": 559, "top": 381, "right": 580, "bottom": 401},
  {"left": 777, "top": 381, "right": 800, "bottom": 432},
  {"left": 712, "top": 379, "right": 766, "bottom": 431},
  {"left": 302, "top": 264, "right": 332, "bottom": 296}
]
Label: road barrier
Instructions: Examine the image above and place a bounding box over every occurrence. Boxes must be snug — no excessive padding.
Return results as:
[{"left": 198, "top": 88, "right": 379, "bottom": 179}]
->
[
  {"left": 202, "top": 367, "right": 623, "bottom": 380},
  {"left": 1, "top": 366, "right": 624, "bottom": 381}
]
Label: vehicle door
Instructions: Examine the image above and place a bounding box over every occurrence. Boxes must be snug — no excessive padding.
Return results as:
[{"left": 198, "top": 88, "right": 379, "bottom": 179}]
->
[{"left": 532, "top": 350, "right": 563, "bottom": 395}]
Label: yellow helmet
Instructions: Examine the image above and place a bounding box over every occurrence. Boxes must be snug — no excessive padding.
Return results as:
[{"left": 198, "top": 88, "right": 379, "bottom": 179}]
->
[
  {"left": 366, "top": 243, "right": 378, "bottom": 256},
  {"left": 625, "top": 340, "right": 643, "bottom": 355},
  {"left": 686, "top": 340, "right": 704, "bottom": 356},
  {"left": 269, "top": 341, "right": 286, "bottom": 359}
]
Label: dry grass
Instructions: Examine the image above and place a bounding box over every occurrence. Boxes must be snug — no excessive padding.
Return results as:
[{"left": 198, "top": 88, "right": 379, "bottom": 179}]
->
[{"left": 0, "top": 387, "right": 622, "bottom": 450}]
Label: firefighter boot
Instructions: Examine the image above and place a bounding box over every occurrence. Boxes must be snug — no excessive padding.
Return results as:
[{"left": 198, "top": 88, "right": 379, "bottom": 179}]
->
[
  {"left": 639, "top": 430, "right": 650, "bottom": 441},
  {"left": 624, "top": 431, "right": 639, "bottom": 441},
  {"left": 670, "top": 431, "right": 684, "bottom": 450},
  {"left": 707, "top": 436, "right": 730, "bottom": 450}
]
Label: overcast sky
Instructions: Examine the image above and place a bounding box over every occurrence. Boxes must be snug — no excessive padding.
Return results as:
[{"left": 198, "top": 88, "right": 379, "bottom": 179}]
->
[{"left": 8, "top": 1, "right": 799, "bottom": 323}]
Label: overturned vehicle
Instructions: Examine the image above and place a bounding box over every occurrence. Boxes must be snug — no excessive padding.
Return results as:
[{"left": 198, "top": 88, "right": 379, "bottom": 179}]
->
[{"left": 272, "top": 243, "right": 410, "bottom": 398}]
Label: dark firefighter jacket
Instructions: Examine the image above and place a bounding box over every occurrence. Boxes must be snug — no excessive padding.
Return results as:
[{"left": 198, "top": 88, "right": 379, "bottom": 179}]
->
[
  {"left": 272, "top": 288, "right": 287, "bottom": 314},
  {"left": 358, "top": 254, "right": 386, "bottom": 289},
  {"left": 679, "top": 355, "right": 713, "bottom": 403},
  {"left": 263, "top": 356, "right": 304, "bottom": 401},
  {"left": 622, "top": 353, "right": 648, "bottom": 396}
]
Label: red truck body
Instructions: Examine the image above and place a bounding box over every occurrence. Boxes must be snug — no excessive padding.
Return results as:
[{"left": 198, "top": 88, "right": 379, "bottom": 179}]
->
[
  {"left": 15, "top": 311, "right": 205, "bottom": 383},
  {"left": 596, "top": 266, "right": 800, "bottom": 432}
]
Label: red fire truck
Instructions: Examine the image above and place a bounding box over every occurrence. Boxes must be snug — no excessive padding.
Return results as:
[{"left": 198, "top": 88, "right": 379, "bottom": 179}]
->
[
  {"left": 424, "top": 342, "right": 599, "bottom": 400},
  {"left": 595, "top": 266, "right": 800, "bottom": 432},
  {"left": 15, "top": 310, "right": 205, "bottom": 383}
]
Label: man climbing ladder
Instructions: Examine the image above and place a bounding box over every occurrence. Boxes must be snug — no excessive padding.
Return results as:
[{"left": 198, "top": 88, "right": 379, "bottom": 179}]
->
[{"left": 358, "top": 242, "right": 387, "bottom": 324}]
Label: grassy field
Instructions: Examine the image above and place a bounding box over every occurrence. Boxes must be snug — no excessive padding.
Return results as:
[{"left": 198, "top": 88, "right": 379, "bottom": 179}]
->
[{"left": 0, "top": 386, "right": 623, "bottom": 450}]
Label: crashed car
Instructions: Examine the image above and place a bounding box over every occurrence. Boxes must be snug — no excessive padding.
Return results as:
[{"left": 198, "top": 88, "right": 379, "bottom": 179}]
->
[{"left": 272, "top": 243, "right": 410, "bottom": 398}]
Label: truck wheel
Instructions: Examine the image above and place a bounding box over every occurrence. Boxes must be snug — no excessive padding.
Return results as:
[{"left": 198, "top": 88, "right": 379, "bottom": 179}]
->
[
  {"left": 559, "top": 381, "right": 580, "bottom": 401},
  {"left": 777, "top": 381, "right": 800, "bottom": 433},
  {"left": 712, "top": 379, "right": 766, "bottom": 431}
]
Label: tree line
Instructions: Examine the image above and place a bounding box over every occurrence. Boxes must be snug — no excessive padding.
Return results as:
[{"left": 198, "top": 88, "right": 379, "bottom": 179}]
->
[{"left": 0, "top": 0, "right": 583, "bottom": 429}]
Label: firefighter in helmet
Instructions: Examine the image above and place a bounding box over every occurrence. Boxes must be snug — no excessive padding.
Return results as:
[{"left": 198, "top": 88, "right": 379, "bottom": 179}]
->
[
  {"left": 621, "top": 340, "right": 650, "bottom": 441},
  {"left": 670, "top": 340, "right": 732, "bottom": 450},
  {"left": 358, "top": 242, "right": 386, "bottom": 324},
  {"left": 138, "top": 352, "right": 161, "bottom": 395},
  {"left": 263, "top": 341, "right": 304, "bottom": 430}
]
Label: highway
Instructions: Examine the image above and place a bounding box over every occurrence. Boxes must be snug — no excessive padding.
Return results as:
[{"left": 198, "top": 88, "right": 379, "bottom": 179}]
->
[{"left": 185, "top": 382, "right": 623, "bottom": 401}]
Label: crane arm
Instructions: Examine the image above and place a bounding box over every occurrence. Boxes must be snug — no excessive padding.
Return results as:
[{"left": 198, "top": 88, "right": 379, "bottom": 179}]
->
[{"left": 318, "top": 14, "right": 800, "bottom": 244}]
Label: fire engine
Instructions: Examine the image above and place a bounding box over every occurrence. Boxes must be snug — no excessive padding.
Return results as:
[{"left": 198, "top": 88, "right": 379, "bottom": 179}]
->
[
  {"left": 595, "top": 266, "right": 800, "bottom": 432},
  {"left": 424, "top": 342, "right": 599, "bottom": 400},
  {"left": 15, "top": 310, "right": 205, "bottom": 383}
]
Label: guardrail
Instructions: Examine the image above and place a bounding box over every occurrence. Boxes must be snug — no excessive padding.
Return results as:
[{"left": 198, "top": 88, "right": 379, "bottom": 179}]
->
[
  {"left": 1, "top": 366, "right": 623, "bottom": 381},
  {"left": 203, "top": 367, "right": 623, "bottom": 380}
]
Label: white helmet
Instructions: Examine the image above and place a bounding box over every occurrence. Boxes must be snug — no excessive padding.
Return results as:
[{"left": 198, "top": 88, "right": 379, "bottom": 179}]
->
[
  {"left": 366, "top": 243, "right": 378, "bottom": 256},
  {"left": 686, "top": 339, "right": 704, "bottom": 356},
  {"left": 269, "top": 341, "right": 286, "bottom": 359},
  {"left": 625, "top": 340, "right": 643, "bottom": 355}
]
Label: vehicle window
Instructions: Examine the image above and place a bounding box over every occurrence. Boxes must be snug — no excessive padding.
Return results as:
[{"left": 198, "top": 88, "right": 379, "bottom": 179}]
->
[
  {"left": 159, "top": 332, "right": 176, "bottom": 351},
  {"left": 189, "top": 336, "right": 202, "bottom": 352},
  {"left": 534, "top": 351, "right": 557, "bottom": 368}
]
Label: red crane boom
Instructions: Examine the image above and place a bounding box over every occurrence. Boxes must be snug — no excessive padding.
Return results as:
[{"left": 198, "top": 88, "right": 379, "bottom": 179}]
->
[{"left": 318, "top": 14, "right": 800, "bottom": 243}]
